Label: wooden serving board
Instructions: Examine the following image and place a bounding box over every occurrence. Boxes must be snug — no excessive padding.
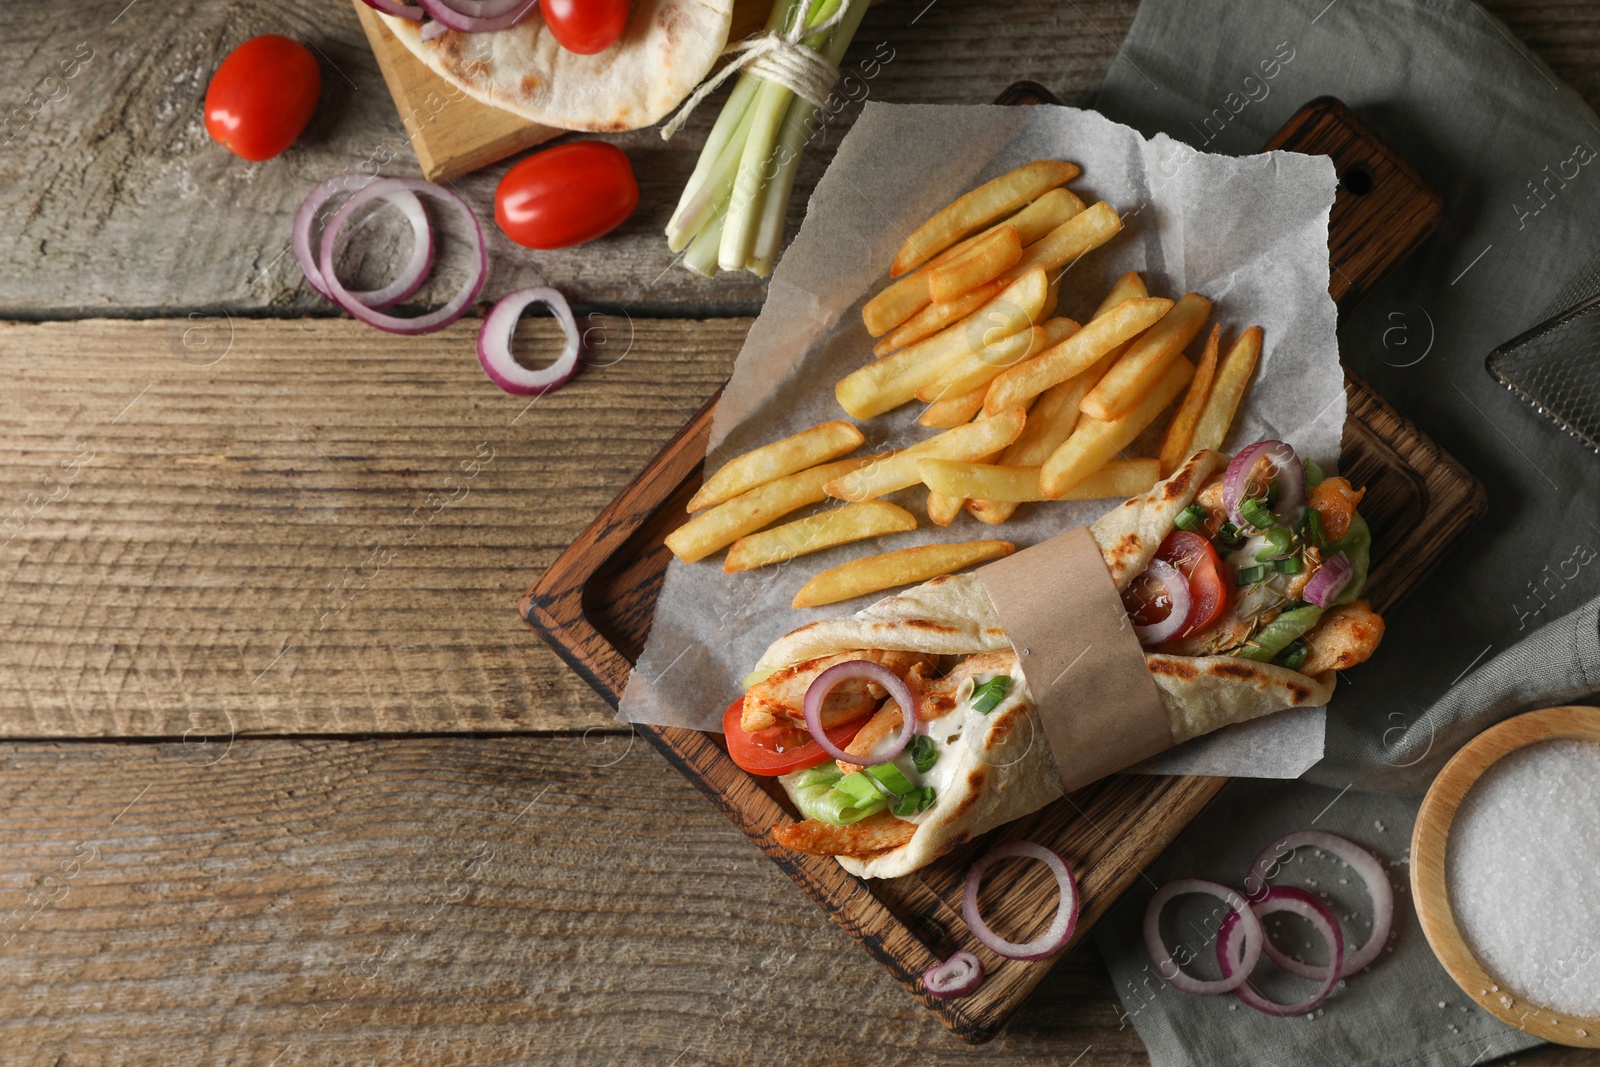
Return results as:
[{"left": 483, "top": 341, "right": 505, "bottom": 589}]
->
[
  {"left": 521, "top": 94, "right": 1479, "bottom": 1043},
  {"left": 354, "top": 0, "right": 781, "bottom": 181}
]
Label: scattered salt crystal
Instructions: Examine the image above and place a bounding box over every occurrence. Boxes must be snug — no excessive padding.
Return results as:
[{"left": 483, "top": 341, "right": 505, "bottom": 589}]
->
[
  {"left": 1448, "top": 740, "right": 1600, "bottom": 1018},
  {"left": 1437, "top": 1001, "right": 1447, "bottom": 1009},
  {"left": 1228, "top": 1003, "right": 1238, "bottom": 1012},
  {"left": 1374, "top": 820, "right": 1387, "bottom": 833},
  {"left": 1578, "top": 1029, "right": 1588, "bottom": 1037}
]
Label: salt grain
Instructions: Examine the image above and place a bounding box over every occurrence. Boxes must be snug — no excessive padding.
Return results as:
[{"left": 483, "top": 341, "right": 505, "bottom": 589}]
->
[{"left": 1448, "top": 740, "right": 1600, "bottom": 1018}]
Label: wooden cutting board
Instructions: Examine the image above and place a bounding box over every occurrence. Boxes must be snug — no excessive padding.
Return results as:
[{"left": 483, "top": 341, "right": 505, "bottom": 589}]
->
[
  {"left": 354, "top": 0, "right": 785, "bottom": 180},
  {"left": 521, "top": 94, "right": 1480, "bottom": 1043}
]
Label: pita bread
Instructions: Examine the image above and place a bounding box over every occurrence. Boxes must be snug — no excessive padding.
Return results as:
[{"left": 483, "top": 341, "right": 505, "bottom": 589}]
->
[
  {"left": 764, "top": 450, "right": 1337, "bottom": 879},
  {"left": 381, "top": 0, "right": 736, "bottom": 132}
]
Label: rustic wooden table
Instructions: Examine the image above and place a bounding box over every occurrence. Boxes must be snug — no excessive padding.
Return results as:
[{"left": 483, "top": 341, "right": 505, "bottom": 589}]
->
[{"left": 3, "top": 1, "right": 1597, "bottom": 1063}]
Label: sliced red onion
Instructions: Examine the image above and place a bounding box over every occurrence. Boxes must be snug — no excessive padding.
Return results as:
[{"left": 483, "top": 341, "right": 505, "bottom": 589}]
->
[
  {"left": 477, "top": 287, "right": 580, "bottom": 396},
  {"left": 416, "top": 0, "right": 537, "bottom": 32},
  {"left": 923, "top": 951, "right": 984, "bottom": 999},
  {"left": 1144, "top": 878, "right": 1263, "bottom": 996},
  {"left": 1132, "top": 559, "right": 1192, "bottom": 647},
  {"left": 802, "top": 660, "right": 916, "bottom": 765},
  {"left": 1218, "top": 886, "right": 1344, "bottom": 1016},
  {"left": 962, "top": 841, "right": 1079, "bottom": 960},
  {"left": 360, "top": 0, "right": 424, "bottom": 17},
  {"left": 1223, "top": 440, "right": 1304, "bottom": 526},
  {"left": 421, "top": 18, "right": 449, "bottom": 40},
  {"left": 294, "top": 176, "right": 435, "bottom": 310},
  {"left": 1303, "top": 551, "right": 1354, "bottom": 609},
  {"left": 1245, "top": 830, "right": 1393, "bottom": 978},
  {"left": 319, "top": 177, "right": 485, "bottom": 336}
]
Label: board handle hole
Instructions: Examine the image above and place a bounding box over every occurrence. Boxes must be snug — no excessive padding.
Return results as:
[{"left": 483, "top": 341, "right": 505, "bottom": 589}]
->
[{"left": 1340, "top": 162, "right": 1375, "bottom": 196}]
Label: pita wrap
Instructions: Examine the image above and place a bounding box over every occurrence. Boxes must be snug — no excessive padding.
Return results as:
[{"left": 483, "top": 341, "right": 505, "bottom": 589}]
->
[
  {"left": 758, "top": 450, "right": 1338, "bottom": 879},
  {"left": 381, "top": 0, "right": 736, "bottom": 132}
]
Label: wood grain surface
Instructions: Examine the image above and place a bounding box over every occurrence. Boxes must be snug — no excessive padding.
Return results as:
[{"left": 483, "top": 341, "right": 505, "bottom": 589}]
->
[
  {"left": 0, "top": 316, "right": 737, "bottom": 736},
  {"left": 0, "top": 735, "right": 1581, "bottom": 1067}
]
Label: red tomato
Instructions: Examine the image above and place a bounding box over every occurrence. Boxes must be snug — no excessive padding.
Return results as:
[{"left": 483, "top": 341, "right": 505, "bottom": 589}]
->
[
  {"left": 494, "top": 142, "right": 639, "bottom": 250},
  {"left": 1158, "top": 530, "right": 1228, "bottom": 636},
  {"left": 1121, "top": 530, "right": 1228, "bottom": 637},
  {"left": 540, "top": 0, "right": 631, "bottom": 55},
  {"left": 204, "top": 35, "right": 321, "bottom": 162},
  {"left": 721, "top": 698, "right": 867, "bottom": 777}
]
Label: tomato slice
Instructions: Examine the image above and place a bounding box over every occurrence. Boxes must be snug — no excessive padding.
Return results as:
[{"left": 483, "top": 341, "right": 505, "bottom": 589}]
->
[
  {"left": 721, "top": 697, "right": 866, "bottom": 777},
  {"left": 1156, "top": 530, "right": 1227, "bottom": 636}
]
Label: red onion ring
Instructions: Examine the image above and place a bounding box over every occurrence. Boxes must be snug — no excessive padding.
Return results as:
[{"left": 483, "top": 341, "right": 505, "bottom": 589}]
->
[
  {"left": 1303, "top": 551, "right": 1354, "bottom": 609},
  {"left": 1144, "top": 878, "right": 1263, "bottom": 995},
  {"left": 360, "top": 0, "right": 424, "bottom": 17},
  {"left": 962, "top": 841, "right": 1079, "bottom": 960},
  {"left": 1223, "top": 440, "right": 1303, "bottom": 525},
  {"left": 1244, "top": 830, "right": 1393, "bottom": 978},
  {"left": 416, "top": 0, "right": 537, "bottom": 32},
  {"left": 923, "top": 951, "right": 984, "bottom": 999},
  {"left": 319, "top": 177, "right": 485, "bottom": 336},
  {"left": 1218, "top": 886, "right": 1344, "bottom": 1016},
  {"left": 1132, "top": 559, "right": 1192, "bottom": 647},
  {"left": 801, "top": 660, "right": 916, "bottom": 765},
  {"left": 293, "top": 176, "right": 435, "bottom": 310},
  {"left": 477, "top": 287, "right": 580, "bottom": 396}
]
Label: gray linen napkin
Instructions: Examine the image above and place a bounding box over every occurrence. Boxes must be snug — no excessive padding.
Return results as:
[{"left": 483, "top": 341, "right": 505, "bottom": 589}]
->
[{"left": 1086, "top": 0, "right": 1600, "bottom": 1062}]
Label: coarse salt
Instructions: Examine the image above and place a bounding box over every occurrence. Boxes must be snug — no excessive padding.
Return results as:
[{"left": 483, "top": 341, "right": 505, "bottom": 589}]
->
[{"left": 1448, "top": 739, "right": 1600, "bottom": 1018}]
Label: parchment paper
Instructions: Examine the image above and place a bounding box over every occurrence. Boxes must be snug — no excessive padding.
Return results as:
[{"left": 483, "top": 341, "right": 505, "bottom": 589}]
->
[{"left": 619, "top": 101, "right": 1343, "bottom": 779}]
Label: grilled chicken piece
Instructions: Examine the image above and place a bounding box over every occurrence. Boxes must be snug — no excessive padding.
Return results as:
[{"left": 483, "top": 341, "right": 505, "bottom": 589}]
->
[
  {"left": 773, "top": 811, "right": 917, "bottom": 857},
  {"left": 1308, "top": 477, "right": 1365, "bottom": 541},
  {"left": 740, "top": 649, "right": 937, "bottom": 733},
  {"left": 1300, "top": 600, "right": 1385, "bottom": 674}
]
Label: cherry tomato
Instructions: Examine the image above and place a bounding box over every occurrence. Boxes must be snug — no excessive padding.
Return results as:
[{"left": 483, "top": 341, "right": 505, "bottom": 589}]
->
[
  {"left": 494, "top": 141, "right": 639, "bottom": 249},
  {"left": 721, "top": 698, "right": 867, "bottom": 777},
  {"left": 204, "top": 35, "right": 321, "bottom": 162},
  {"left": 1121, "top": 530, "right": 1228, "bottom": 638},
  {"left": 540, "top": 0, "right": 631, "bottom": 55}
]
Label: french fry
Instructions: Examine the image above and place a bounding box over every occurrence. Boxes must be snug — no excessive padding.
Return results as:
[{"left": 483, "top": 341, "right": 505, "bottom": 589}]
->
[
  {"left": 1040, "top": 357, "right": 1195, "bottom": 498},
  {"left": 1080, "top": 293, "right": 1212, "bottom": 422},
  {"left": 825, "top": 407, "right": 1028, "bottom": 501},
  {"left": 1004, "top": 201, "right": 1122, "bottom": 282},
  {"left": 927, "top": 225, "right": 1022, "bottom": 303},
  {"left": 1093, "top": 271, "right": 1149, "bottom": 317},
  {"left": 920, "top": 457, "right": 1160, "bottom": 501},
  {"left": 1157, "top": 324, "right": 1221, "bottom": 475},
  {"left": 862, "top": 270, "right": 932, "bottom": 337},
  {"left": 918, "top": 384, "right": 988, "bottom": 428},
  {"left": 969, "top": 274, "right": 1147, "bottom": 524},
  {"left": 984, "top": 297, "right": 1172, "bottom": 415},
  {"left": 664, "top": 454, "right": 882, "bottom": 563},
  {"left": 689, "top": 420, "right": 866, "bottom": 512},
  {"left": 861, "top": 191, "right": 1087, "bottom": 342},
  {"left": 873, "top": 278, "right": 1007, "bottom": 357},
  {"left": 723, "top": 501, "right": 917, "bottom": 573},
  {"left": 891, "top": 160, "right": 1080, "bottom": 277},
  {"left": 1191, "top": 326, "right": 1263, "bottom": 453},
  {"left": 926, "top": 490, "right": 966, "bottom": 527},
  {"left": 838, "top": 269, "right": 1047, "bottom": 419},
  {"left": 918, "top": 314, "right": 1079, "bottom": 403},
  {"left": 792, "top": 540, "right": 1017, "bottom": 608}
]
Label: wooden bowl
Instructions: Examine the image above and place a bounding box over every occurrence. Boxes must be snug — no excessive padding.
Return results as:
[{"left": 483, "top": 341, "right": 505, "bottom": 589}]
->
[{"left": 1411, "top": 705, "right": 1600, "bottom": 1047}]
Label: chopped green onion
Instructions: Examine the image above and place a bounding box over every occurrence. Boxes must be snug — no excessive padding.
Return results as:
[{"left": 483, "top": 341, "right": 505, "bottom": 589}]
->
[
  {"left": 970, "top": 676, "right": 1012, "bottom": 715},
  {"left": 911, "top": 735, "right": 938, "bottom": 774},
  {"left": 1300, "top": 507, "right": 1326, "bottom": 549},
  {"left": 1236, "top": 564, "right": 1267, "bottom": 586},
  {"left": 832, "top": 770, "right": 883, "bottom": 806},
  {"left": 1175, "top": 504, "right": 1209, "bottom": 532},
  {"left": 1272, "top": 556, "right": 1303, "bottom": 575},
  {"left": 893, "top": 786, "right": 937, "bottom": 817},
  {"left": 1215, "top": 522, "right": 1244, "bottom": 550},
  {"left": 1240, "top": 496, "right": 1275, "bottom": 530},
  {"left": 1266, "top": 480, "right": 1281, "bottom": 508},
  {"left": 1278, "top": 639, "right": 1309, "bottom": 671},
  {"left": 866, "top": 761, "right": 915, "bottom": 797},
  {"left": 1255, "top": 527, "right": 1294, "bottom": 561}
]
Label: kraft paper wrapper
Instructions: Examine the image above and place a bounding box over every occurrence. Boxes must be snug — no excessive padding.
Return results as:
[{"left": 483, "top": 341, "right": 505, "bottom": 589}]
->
[{"left": 976, "top": 526, "right": 1171, "bottom": 792}]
